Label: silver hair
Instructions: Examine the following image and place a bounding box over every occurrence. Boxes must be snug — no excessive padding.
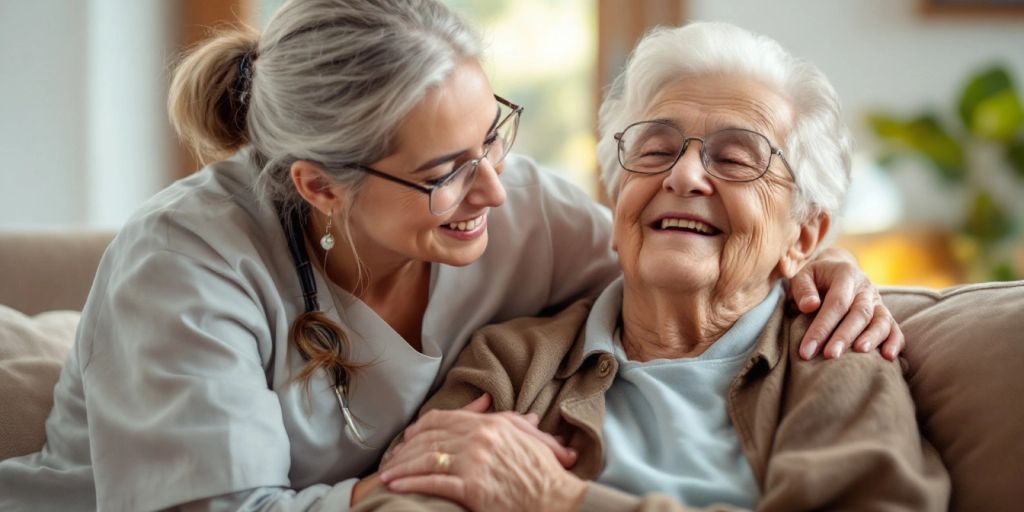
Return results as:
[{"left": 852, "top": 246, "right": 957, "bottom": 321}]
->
[
  {"left": 596, "top": 21, "right": 852, "bottom": 228},
  {"left": 248, "top": 0, "right": 483, "bottom": 215}
]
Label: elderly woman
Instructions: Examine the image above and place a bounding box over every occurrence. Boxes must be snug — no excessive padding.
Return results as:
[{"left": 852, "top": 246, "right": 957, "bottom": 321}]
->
[{"left": 362, "top": 22, "right": 950, "bottom": 511}]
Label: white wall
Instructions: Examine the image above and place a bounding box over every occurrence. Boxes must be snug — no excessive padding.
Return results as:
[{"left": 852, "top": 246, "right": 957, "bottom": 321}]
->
[
  {"left": 0, "top": 1, "right": 88, "bottom": 227},
  {"left": 686, "top": 0, "right": 1024, "bottom": 229},
  {"left": 0, "top": 0, "right": 178, "bottom": 230}
]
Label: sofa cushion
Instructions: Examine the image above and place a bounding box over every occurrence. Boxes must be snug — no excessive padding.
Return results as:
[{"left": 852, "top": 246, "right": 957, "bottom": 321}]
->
[
  {"left": 881, "top": 281, "right": 1024, "bottom": 511},
  {"left": 0, "top": 305, "right": 79, "bottom": 460}
]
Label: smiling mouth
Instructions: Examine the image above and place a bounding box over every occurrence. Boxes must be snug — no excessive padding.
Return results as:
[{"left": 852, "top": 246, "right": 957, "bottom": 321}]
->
[
  {"left": 652, "top": 217, "right": 722, "bottom": 235},
  {"left": 444, "top": 215, "right": 484, "bottom": 232}
]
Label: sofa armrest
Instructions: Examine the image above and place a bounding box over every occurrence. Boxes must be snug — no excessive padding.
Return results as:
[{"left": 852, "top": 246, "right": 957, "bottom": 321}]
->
[
  {"left": 0, "top": 231, "right": 115, "bottom": 315},
  {"left": 881, "top": 281, "right": 1024, "bottom": 511}
]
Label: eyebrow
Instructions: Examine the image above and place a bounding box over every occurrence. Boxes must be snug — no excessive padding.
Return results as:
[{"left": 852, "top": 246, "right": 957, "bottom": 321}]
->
[
  {"left": 412, "top": 107, "right": 502, "bottom": 173},
  {"left": 650, "top": 117, "right": 770, "bottom": 136}
]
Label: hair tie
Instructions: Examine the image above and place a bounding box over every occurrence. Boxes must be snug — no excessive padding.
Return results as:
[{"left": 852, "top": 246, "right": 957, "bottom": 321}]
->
[{"left": 236, "top": 50, "right": 256, "bottom": 107}]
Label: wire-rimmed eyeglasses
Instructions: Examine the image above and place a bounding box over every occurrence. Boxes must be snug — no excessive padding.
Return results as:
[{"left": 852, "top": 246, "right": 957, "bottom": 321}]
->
[
  {"left": 338, "top": 95, "right": 522, "bottom": 215},
  {"left": 614, "top": 120, "right": 796, "bottom": 183}
]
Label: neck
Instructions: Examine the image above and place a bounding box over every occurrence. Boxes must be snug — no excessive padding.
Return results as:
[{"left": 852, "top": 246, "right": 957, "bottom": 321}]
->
[
  {"left": 305, "top": 213, "right": 429, "bottom": 300},
  {"left": 304, "top": 211, "right": 431, "bottom": 351},
  {"left": 619, "top": 280, "right": 772, "bottom": 361}
]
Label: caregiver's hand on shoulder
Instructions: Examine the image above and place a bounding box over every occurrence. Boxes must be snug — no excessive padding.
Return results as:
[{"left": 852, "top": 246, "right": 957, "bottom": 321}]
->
[
  {"left": 790, "top": 246, "right": 905, "bottom": 362},
  {"left": 380, "top": 395, "right": 584, "bottom": 512}
]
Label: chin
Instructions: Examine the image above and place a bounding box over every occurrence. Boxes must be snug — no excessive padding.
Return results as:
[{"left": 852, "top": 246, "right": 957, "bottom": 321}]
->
[
  {"left": 637, "top": 255, "right": 716, "bottom": 292},
  {"left": 437, "top": 233, "right": 489, "bottom": 267}
]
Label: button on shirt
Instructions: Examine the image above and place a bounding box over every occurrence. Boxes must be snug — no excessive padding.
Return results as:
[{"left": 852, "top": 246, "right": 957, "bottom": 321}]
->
[{"left": 581, "top": 278, "right": 783, "bottom": 508}]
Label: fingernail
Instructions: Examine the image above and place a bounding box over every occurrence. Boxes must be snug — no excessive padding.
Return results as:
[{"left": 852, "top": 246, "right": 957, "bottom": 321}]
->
[
  {"left": 380, "top": 471, "right": 392, "bottom": 483},
  {"left": 829, "top": 343, "right": 845, "bottom": 359},
  {"left": 568, "top": 448, "right": 577, "bottom": 458},
  {"left": 802, "top": 340, "right": 818, "bottom": 359},
  {"left": 856, "top": 340, "right": 870, "bottom": 352}
]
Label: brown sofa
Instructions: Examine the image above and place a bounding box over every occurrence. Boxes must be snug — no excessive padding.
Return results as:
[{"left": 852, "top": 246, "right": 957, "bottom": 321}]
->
[{"left": 1, "top": 231, "right": 1022, "bottom": 510}]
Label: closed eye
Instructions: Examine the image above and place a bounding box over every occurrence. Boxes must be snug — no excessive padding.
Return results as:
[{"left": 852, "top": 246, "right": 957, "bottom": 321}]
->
[
  {"left": 483, "top": 131, "right": 499, "bottom": 148},
  {"left": 423, "top": 165, "right": 461, "bottom": 187}
]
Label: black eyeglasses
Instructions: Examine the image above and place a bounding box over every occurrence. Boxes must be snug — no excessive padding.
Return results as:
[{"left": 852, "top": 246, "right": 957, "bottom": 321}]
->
[
  {"left": 614, "top": 120, "right": 796, "bottom": 183},
  {"left": 335, "top": 95, "right": 522, "bottom": 215}
]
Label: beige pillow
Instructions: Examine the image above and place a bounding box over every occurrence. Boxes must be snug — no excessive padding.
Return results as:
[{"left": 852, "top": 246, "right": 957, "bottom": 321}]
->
[
  {"left": 0, "top": 305, "right": 79, "bottom": 460},
  {"left": 882, "top": 281, "right": 1024, "bottom": 511}
]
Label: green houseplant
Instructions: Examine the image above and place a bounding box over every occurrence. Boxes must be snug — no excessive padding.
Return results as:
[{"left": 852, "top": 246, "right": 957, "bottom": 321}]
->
[{"left": 868, "top": 65, "right": 1024, "bottom": 281}]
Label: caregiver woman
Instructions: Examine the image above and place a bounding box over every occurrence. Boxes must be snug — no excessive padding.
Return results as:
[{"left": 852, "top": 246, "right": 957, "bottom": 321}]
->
[{"left": 0, "top": 0, "right": 899, "bottom": 511}]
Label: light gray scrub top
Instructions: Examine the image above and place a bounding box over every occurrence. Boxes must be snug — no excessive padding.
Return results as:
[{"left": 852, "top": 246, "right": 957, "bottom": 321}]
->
[{"left": 0, "top": 149, "right": 619, "bottom": 512}]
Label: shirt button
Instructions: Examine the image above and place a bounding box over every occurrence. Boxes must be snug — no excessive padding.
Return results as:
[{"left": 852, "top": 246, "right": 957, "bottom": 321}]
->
[{"left": 597, "top": 358, "right": 613, "bottom": 377}]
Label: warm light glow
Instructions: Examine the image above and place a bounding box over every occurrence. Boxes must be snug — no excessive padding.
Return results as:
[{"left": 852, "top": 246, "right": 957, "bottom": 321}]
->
[{"left": 840, "top": 230, "right": 961, "bottom": 287}]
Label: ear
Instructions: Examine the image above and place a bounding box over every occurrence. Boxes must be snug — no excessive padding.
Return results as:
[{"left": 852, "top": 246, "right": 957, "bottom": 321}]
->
[
  {"left": 777, "top": 211, "right": 830, "bottom": 278},
  {"left": 290, "top": 160, "right": 348, "bottom": 216}
]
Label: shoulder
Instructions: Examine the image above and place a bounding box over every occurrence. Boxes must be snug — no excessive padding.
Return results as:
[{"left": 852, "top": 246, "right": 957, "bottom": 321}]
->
[
  {"left": 468, "top": 297, "right": 596, "bottom": 364},
  {"left": 481, "top": 155, "right": 618, "bottom": 311},
  {"left": 762, "top": 311, "right": 949, "bottom": 510},
  {"left": 86, "top": 151, "right": 295, "bottom": 325},
  {"left": 110, "top": 151, "right": 282, "bottom": 270},
  {"left": 477, "top": 295, "right": 596, "bottom": 336},
  {"left": 422, "top": 297, "right": 598, "bottom": 414},
  {"left": 782, "top": 310, "right": 905, "bottom": 390},
  {"left": 497, "top": 154, "right": 611, "bottom": 224}
]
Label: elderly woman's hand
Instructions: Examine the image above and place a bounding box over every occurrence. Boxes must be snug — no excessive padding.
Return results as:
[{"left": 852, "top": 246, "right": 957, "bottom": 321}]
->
[
  {"left": 789, "top": 246, "right": 904, "bottom": 361},
  {"left": 379, "top": 395, "right": 586, "bottom": 512}
]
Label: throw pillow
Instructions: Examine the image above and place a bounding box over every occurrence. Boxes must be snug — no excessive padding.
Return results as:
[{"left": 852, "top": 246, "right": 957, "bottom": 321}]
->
[{"left": 0, "top": 305, "right": 79, "bottom": 460}]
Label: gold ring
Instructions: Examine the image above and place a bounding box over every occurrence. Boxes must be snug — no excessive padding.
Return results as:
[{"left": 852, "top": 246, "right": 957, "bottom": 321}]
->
[{"left": 435, "top": 451, "right": 451, "bottom": 471}]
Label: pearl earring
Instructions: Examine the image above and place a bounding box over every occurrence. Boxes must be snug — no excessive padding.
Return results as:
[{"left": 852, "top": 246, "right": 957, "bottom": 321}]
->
[{"left": 320, "top": 209, "right": 335, "bottom": 251}]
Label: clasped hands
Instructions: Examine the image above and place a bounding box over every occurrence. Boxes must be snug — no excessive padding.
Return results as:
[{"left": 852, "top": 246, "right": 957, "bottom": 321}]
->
[{"left": 375, "top": 393, "right": 585, "bottom": 511}]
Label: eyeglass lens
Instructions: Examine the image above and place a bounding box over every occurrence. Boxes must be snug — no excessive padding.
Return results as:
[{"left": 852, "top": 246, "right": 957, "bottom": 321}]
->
[
  {"left": 617, "top": 121, "right": 773, "bottom": 181},
  {"left": 429, "top": 106, "right": 520, "bottom": 214}
]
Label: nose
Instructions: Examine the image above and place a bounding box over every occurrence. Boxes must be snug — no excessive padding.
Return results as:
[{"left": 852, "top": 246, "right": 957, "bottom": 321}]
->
[
  {"left": 463, "top": 157, "right": 506, "bottom": 208},
  {"left": 662, "top": 139, "right": 714, "bottom": 197}
]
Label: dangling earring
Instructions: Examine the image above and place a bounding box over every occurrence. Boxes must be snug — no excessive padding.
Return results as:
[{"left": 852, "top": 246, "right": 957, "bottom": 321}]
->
[{"left": 320, "top": 209, "right": 336, "bottom": 250}]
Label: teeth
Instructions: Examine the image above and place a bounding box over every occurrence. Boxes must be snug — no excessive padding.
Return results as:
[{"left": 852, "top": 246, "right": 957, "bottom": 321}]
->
[
  {"left": 447, "top": 216, "right": 483, "bottom": 231},
  {"left": 660, "top": 218, "right": 714, "bottom": 234}
]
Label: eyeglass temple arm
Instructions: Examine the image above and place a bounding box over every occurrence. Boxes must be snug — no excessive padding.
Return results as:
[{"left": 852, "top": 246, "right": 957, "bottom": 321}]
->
[
  {"left": 355, "top": 164, "right": 434, "bottom": 193},
  {"left": 771, "top": 148, "right": 798, "bottom": 183},
  {"left": 494, "top": 94, "right": 523, "bottom": 113}
]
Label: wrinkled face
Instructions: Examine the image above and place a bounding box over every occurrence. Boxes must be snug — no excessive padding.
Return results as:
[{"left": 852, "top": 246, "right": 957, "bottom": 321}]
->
[
  {"left": 612, "top": 74, "right": 802, "bottom": 299},
  {"left": 346, "top": 59, "right": 507, "bottom": 267}
]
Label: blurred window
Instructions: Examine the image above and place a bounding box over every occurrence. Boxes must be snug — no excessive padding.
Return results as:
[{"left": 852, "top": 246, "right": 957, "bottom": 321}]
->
[{"left": 445, "top": 0, "right": 598, "bottom": 196}]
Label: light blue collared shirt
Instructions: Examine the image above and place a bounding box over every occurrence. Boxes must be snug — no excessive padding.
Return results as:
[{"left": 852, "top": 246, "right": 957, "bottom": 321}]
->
[{"left": 582, "top": 277, "right": 783, "bottom": 508}]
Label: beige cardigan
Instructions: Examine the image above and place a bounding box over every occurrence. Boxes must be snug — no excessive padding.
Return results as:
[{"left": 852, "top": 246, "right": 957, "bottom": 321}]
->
[{"left": 355, "top": 298, "right": 950, "bottom": 511}]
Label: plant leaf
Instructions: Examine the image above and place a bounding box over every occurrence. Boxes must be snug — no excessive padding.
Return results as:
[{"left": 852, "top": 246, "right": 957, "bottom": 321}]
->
[
  {"left": 963, "top": 190, "right": 1014, "bottom": 245},
  {"left": 958, "top": 66, "right": 1024, "bottom": 142},
  {"left": 866, "top": 112, "right": 966, "bottom": 183},
  {"left": 1008, "top": 136, "right": 1024, "bottom": 180},
  {"left": 867, "top": 113, "right": 908, "bottom": 140},
  {"left": 989, "top": 261, "right": 1017, "bottom": 282}
]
